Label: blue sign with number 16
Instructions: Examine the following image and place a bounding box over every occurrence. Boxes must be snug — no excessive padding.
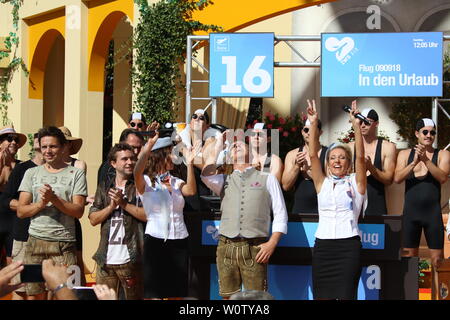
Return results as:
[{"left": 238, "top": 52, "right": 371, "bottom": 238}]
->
[{"left": 209, "top": 33, "right": 274, "bottom": 98}]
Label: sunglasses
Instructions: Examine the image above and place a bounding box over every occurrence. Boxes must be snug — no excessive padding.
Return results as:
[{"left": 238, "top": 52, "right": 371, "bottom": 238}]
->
[
  {"left": 1, "top": 134, "right": 19, "bottom": 143},
  {"left": 192, "top": 114, "right": 205, "bottom": 121},
  {"left": 130, "top": 122, "right": 144, "bottom": 128},
  {"left": 421, "top": 129, "right": 436, "bottom": 136},
  {"left": 302, "top": 127, "right": 310, "bottom": 133}
]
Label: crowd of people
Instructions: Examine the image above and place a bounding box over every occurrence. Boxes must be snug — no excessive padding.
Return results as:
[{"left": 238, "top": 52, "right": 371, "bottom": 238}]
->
[{"left": 0, "top": 100, "right": 448, "bottom": 300}]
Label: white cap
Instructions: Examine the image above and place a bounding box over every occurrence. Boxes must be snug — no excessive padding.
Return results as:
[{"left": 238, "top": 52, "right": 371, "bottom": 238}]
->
[
  {"left": 151, "top": 137, "right": 172, "bottom": 151},
  {"left": 131, "top": 112, "right": 143, "bottom": 120}
]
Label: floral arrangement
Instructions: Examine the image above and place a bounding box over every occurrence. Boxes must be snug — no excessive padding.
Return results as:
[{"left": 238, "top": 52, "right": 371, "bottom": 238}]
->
[
  {"left": 336, "top": 127, "right": 391, "bottom": 144},
  {"left": 250, "top": 111, "right": 304, "bottom": 159}
]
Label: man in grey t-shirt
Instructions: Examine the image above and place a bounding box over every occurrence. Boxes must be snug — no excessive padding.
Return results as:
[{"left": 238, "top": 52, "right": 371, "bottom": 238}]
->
[{"left": 17, "top": 126, "right": 87, "bottom": 299}]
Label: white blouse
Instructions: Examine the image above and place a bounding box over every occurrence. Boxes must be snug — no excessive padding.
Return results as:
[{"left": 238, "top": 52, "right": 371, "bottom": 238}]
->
[
  {"left": 139, "top": 175, "right": 189, "bottom": 240},
  {"left": 315, "top": 174, "right": 367, "bottom": 240}
]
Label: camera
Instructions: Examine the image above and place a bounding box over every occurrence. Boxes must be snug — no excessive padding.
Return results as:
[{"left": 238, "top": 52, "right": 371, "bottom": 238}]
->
[{"left": 141, "top": 122, "right": 175, "bottom": 138}]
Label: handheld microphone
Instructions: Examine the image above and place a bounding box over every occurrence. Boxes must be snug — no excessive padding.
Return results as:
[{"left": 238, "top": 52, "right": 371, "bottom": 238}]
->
[{"left": 342, "top": 105, "right": 370, "bottom": 125}]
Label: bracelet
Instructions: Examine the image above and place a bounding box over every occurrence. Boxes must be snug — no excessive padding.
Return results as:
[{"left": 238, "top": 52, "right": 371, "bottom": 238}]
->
[{"left": 51, "top": 283, "right": 67, "bottom": 294}]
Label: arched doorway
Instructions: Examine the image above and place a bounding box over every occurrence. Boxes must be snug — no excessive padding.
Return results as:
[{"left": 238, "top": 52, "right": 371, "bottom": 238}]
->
[{"left": 43, "top": 33, "right": 65, "bottom": 127}]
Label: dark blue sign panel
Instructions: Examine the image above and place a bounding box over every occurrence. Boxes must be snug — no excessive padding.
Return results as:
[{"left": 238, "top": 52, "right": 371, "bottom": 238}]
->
[
  {"left": 209, "top": 33, "right": 274, "bottom": 97},
  {"left": 321, "top": 32, "right": 443, "bottom": 97},
  {"left": 202, "top": 220, "right": 385, "bottom": 250}
]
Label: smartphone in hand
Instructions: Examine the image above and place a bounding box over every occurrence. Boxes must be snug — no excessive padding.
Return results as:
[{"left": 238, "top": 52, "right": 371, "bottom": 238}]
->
[{"left": 21, "top": 264, "right": 45, "bottom": 283}]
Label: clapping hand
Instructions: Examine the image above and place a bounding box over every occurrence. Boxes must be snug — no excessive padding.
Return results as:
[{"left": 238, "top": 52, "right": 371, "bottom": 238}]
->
[
  {"left": 108, "top": 188, "right": 125, "bottom": 208},
  {"left": 39, "top": 184, "right": 55, "bottom": 204}
]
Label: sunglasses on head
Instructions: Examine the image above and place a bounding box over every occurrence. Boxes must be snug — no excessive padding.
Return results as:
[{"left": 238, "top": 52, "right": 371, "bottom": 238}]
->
[
  {"left": 421, "top": 129, "right": 436, "bottom": 136},
  {"left": 1, "top": 134, "right": 19, "bottom": 143},
  {"left": 130, "top": 122, "right": 144, "bottom": 128},
  {"left": 192, "top": 114, "right": 205, "bottom": 121}
]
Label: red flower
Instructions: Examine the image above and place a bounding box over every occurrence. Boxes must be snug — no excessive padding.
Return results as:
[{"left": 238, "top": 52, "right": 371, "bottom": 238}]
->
[
  {"left": 265, "top": 111, "right": 272, "bottom": 117},
  {"left": 267, "top": 124, "right": 273, "bottom": 129},
  {"left": 279, "top": 117, "right": 286, "bottom": 125},
  {"left": 269, "top": 115, "right": 275, "bottom": 121},
  {"left": 278, "top": 127, "right": 283, "bottom": 132},
  {"left": 343, "top": 138, "right": 350, "bottom": 143},
  {"left": 349, "top": 132, "right": 355, "bottom": 138},
  {"left": 283, "top": 131, "right": 289, "bottom": 137},
  {"left": 291, "top": 127, "right": 297, "bottom": 132},
  {"left": 253, "top": 119, "right": 258, "bottom": 124}
]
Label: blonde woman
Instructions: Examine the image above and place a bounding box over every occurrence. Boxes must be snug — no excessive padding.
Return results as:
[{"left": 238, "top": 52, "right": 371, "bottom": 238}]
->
[{"left": 307, "top": 99, "right": 367, "bottom": 300}]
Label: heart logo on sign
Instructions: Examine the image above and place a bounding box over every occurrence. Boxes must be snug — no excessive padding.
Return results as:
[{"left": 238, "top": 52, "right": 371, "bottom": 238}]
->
[{"left": 325, "top": 37, "right": 355, "bottom": 63}]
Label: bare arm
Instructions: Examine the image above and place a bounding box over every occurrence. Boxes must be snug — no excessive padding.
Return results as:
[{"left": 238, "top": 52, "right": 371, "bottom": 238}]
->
[
  {"left": 181, "top": 142, "right": 201, "bottom": 197},
  {"left": 367, "top": 141, "right": 396, "bottom": 185},
  {"left": 394, "top": 149, "right": 416, "bottom": 184},
  {"left": 281, "top": 149, "right": 301, "bottom": 191},
  {"left": 121, "top": 203, "right": 147, "bottom": 222},
  {"left": 351, "top": 100, "right": 367, "bottom": 195},
  {"left": 421, "top": 149, "right": 450, "bottom": 184},
  {"left": 17, "top": 191, "right": 47, "bottom": 218},
  {"left": 306, "top": 99, "right": 326, "bottom": 193},
  {"left": 134, "top": 134, "right": 159, "bottom": 195},
  {"left": 269, "top": 154, "right": 284, "bottom": 183},
  {"left": 49, "top": 194, "right": 86, "bottom": 219},
  {"left": 89, "top": 202, "right": 115, "bottom": 226}
]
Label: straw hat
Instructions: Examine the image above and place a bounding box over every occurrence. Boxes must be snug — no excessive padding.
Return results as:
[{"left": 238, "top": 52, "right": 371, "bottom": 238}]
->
[
  {"left": 58, "top": 126, "right": 83, "bottom": 155},
  {"left": 0, "top": 125, "right": 27, "bottom": 149}
]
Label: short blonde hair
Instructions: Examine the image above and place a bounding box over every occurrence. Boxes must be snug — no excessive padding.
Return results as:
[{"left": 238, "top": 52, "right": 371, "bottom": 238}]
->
[{"left": 325, "top": 143, "right": 353, "bottom": 176}]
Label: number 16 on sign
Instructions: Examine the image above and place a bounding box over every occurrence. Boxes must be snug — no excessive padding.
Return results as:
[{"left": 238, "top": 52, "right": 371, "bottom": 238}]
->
[{"left": 209, "top": 33, "right": 274, "bottom": 98}]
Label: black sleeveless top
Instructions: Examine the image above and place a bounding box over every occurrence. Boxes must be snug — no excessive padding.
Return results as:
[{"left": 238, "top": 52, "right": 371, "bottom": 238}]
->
[
  {"left": 292, "top": 146, "right": 327, "bottom": 214},
  {"left": 404, "top": 148, "right": 441, "bottom": 217},
  {"left": 364, "top": 138, "right": 387, "bottom": 216}
]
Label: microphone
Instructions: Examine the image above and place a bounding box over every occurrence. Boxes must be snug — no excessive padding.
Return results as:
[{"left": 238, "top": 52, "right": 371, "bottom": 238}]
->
[{"left": 342, "top": 105, "right": 370, "bottom": 125}]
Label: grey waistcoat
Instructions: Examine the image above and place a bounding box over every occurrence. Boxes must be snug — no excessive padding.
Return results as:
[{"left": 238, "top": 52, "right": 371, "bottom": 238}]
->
[{"left": 219, "top": 167, "right": 271, "bottom": 238}]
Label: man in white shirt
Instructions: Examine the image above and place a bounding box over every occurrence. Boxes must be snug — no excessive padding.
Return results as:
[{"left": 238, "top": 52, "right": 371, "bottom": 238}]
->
[
  {"left": 89, "top": 143, "right": 147, "bottom": 300},
  {"left": 201, "top": 138, "right": 288, "bottom": 298}
]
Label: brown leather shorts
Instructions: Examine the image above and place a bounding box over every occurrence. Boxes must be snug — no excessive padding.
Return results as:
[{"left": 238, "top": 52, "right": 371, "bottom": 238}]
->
[{"left": 216, "top": 235, "right": 267, "bottom": 297}]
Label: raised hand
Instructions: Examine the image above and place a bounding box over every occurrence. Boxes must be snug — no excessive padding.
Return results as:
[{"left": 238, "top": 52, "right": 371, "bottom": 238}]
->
[
  {"left": 350, "top": 100, "right": 362, "bottom": 127},
  {"left": 146, "top": 120, "right": 160, "bottom": 132},
  {"left": 184, "top": 140, "right": 202, "bottom": 165},
  {"left": 306, "top": 99, "right": 318, "bottom": 123}
]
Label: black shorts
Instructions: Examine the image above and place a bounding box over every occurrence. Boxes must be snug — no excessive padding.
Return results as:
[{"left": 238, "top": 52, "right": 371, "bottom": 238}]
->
[{"left": 402, "top": 210, "right": 444, "bottom": 250}]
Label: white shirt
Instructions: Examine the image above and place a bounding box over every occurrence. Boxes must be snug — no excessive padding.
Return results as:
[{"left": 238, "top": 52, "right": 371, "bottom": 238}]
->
[
  {"left": 315, "top": 174, "right": 367, "bottom": 240},
  {"left": 106, "top": 187, "right": 130, "bottom": 265},
  {"left": 201, "top": 167, "right": 288, "bottom": 235},
  {"left": 139, "top": 175, "right": 189, "bottom": 240}
]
